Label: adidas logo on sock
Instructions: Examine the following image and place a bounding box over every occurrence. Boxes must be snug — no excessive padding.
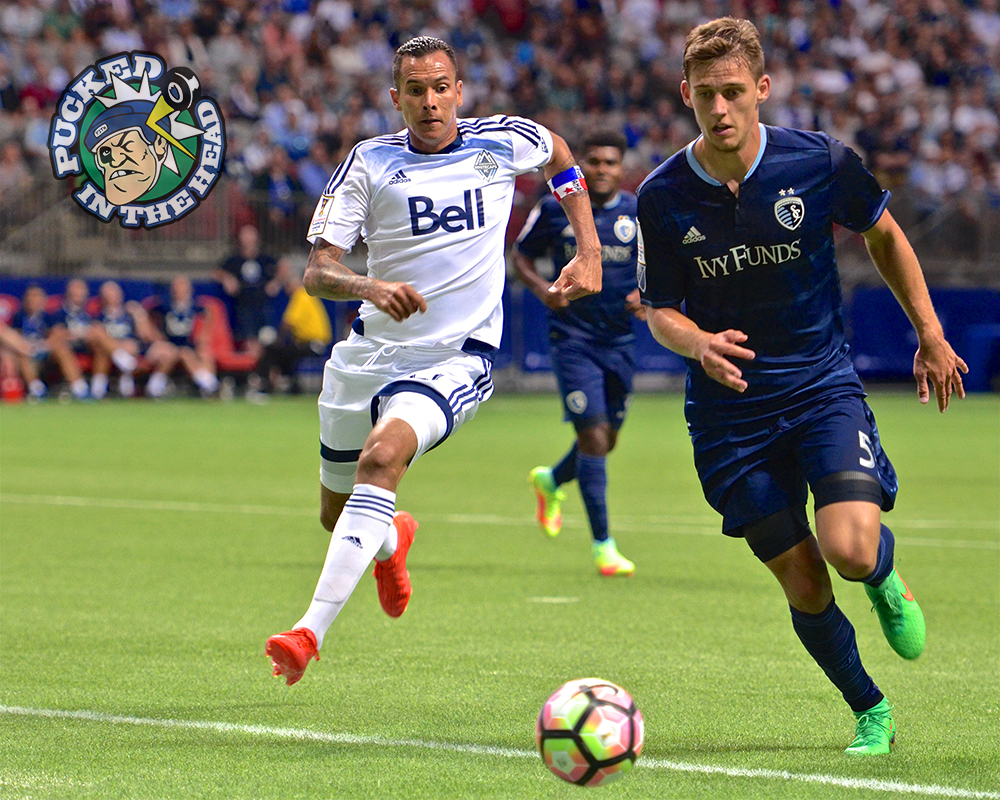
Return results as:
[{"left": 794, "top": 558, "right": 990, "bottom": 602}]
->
[
  {"left": 388, "top": 170, "right": 410, "bottom": 185},
  {"left": 681, "top": 226, "right": 706, "bottom": 244},
  {"left": 341, "top": 535, "right": 363, "bottom": 548}
]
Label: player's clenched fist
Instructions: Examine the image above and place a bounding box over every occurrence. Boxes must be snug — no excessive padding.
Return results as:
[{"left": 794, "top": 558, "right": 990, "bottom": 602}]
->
[{"left": 371, "top": 281, "right": 427, "bottom": 322}]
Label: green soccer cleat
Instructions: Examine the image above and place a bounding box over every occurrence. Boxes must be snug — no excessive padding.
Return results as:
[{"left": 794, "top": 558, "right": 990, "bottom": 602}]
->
[
  {"left": 845, "top": 699, "right": 896, "bottom": 755},
  {"left": 593, "top": 537, "right": 635, "bottom": 577},
  {"left": 864, "top": 568, "right": 925, "bottom": 660},
  {"left": 529, "top": 466, "right": 565, "bottom": 538}
]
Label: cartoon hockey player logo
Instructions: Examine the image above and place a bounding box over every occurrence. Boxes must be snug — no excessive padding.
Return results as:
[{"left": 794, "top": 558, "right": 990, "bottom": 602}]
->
[{"left": 49, "top": 52, "right": 225, "bottom": 228}]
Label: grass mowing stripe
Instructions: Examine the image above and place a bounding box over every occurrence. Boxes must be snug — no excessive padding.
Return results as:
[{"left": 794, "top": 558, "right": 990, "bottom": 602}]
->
[
  {"left": 2, "top": 706, "right": 997, "bottom": 800},
  {"left": 4, "top": 493, "right": 998, "bottom": 549}
]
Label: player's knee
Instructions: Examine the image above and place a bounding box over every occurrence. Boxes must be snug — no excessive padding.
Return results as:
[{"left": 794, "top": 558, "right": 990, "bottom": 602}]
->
[
  {"left": 577, "top": 424, "right": 612, "bottom": 456},
  {"left": 823, "top": 537, "right": 877, "bottom": 580},
  {"left": 356, "top": 438, "right": 409, "bottom": 485}
]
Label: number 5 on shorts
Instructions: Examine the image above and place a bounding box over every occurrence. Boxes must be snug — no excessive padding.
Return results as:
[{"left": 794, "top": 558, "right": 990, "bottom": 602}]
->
[{"left": 858, "top": 431, "right": 876, "bottom": 469}]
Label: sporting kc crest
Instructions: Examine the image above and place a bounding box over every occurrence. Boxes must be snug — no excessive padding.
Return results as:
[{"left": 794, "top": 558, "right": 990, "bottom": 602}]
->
[
  {"left": 48, "top": 52, "right": 225, "bottom": 228},
  {"left": 774, "top": 190, "right": 805, "bottom": 231}
]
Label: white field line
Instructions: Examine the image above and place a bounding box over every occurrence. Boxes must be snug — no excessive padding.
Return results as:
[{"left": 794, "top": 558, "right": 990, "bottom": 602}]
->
[
  {"left": 1, "top": 706, "right": 997, "bottom": 799},
  {"left": 2, "top": 493, "right": 998, "bottom": 550}
]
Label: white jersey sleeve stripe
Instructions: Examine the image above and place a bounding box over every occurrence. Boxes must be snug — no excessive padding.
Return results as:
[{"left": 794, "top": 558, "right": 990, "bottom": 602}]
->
[
  {"left": 460, "top": 118, "right": 543, "bottom": 147},
  {"left": 323, "top": 144, "right": 361, "bottom": 196}
]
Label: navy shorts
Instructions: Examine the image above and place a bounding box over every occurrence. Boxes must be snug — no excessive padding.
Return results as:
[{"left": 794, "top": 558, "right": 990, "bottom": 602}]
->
[
  {"left": 691, "top": 393, "right": 898, "bottom": 540},
  {"left": 550, "top": 336, "right": 635, "bottom": 432}
]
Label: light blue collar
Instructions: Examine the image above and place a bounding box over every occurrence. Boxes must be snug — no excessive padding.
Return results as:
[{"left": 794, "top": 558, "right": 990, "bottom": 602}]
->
[
  {"left": 598, "top": 192, "right": 622, "bottom": 210},
  {"left": 685, "top": 123, "right": 767, "bottom": 186}
]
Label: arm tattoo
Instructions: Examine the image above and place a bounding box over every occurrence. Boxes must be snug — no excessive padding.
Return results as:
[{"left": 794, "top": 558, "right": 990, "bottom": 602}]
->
[{"left": 305, "top": 242, "right": 375, "bottom": 301}]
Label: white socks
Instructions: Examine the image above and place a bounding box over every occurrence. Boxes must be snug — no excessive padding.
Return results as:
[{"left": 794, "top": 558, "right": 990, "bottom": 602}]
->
[
  {"left": 192, "top": 368, "right": 218, "bottom": 393},
  {"left": 295, "top": 484, "right": 397, "bottom": 649},
  {"left": 146, "top": 371, "right": 168, "bottom": 397},
  {"left": 70, "top": 378, "right": 88, "bottom": 399},
  {"left": 90, "top": 373, "right": 109, "bottom": 399}
]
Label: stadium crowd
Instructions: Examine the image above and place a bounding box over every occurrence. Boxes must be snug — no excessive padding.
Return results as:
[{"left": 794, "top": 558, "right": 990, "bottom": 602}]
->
[{"left": 1, "top": 0, "right": 1000, "bottom": 220}]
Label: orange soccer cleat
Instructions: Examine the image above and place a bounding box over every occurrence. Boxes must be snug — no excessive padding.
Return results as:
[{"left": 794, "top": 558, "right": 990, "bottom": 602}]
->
[
  {"left": 265, "top": 627, "right": 319, "bottom": 686},
  {"left": 373, "top": 511, "right": 418, "bottom": 618}
]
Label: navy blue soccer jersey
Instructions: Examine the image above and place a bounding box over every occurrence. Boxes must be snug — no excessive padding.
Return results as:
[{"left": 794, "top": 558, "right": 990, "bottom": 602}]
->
[
  {"left": 101, "top": 309, "right": 137, "bottom": 341},
  {"left": 516, "top": 191, "right": 639, "bottom": 346},
  {"left": 637, "top": 125, "right": 890, "bottom": 428},
  {"left": 153, "top": 300, "right": 205, "bottom": 347},
  {"left": 52, "top": 304, "right": 92, "bottom": 339},
  {"left": 10, "top": 308, "right": 53, "bottom": 345}
]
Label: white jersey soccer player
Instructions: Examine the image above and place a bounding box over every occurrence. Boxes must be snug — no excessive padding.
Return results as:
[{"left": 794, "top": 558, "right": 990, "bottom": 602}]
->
[
  {"left": 307, "top": 115, "right": 552, "bottom": 350},
  {"left": 266, "top": 37, "right": 601, "bottom": 686}
]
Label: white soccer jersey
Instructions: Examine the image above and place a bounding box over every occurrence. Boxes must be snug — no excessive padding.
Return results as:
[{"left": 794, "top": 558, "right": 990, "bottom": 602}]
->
[{"left": 307, "top": 115, "right": 553, "bottom": 349}]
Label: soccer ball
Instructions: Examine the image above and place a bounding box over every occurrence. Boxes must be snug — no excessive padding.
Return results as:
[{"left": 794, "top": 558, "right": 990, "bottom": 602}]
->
[{"left": 536, "top": 677, "right": 644, "bottom": 787}]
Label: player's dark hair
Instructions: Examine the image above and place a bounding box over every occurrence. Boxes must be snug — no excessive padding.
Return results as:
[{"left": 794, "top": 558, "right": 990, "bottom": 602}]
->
[
  {"left": 683, "top": 17, "right": 765, "bottom": 81},
  {"left": 392, "top": 37, "right": 459, "bottom": 88},
  {"left": 580, "top": 130, "right": 628, "bottom": 157}
]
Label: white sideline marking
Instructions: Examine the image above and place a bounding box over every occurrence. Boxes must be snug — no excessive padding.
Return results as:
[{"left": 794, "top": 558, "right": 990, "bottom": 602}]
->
[
  {"left": 2, "top": 493, "right": 998, "bottom": 550},
  {"left": 527, "top": 596, "right": 580, "bottom": 604},
  {"left": 1, "top": 706, "right": 997, "bottom": 799}
]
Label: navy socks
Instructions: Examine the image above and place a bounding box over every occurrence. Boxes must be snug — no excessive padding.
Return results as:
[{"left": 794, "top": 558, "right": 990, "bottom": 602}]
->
[
  {"left": 552, "top": 443, "right": 578, "bottom": 486},
  {"left": 549, "top": 445, "right": 610, "bottom": 543},
  {"left": 789, "top": 598, "right": 883, "bottom": 713},
  {"left": 863, "top": 524, "right": 896, "bottom": 587},
  {"left": 576, "top": 453, "right": 609, "bottom": 543}
]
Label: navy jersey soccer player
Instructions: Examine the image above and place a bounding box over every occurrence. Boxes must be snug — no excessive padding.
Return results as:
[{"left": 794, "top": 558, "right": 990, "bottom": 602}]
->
[
  {"left": 641, "top": 18, "right": 966, "bottom": 755},
  {"left": 515, "top": 130, "right": 642, "bottom": 577}
]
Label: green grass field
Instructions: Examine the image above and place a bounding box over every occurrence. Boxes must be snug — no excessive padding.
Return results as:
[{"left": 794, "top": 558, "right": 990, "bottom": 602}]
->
[{"left": 1, "top": 391, "right": 998, "bottom": 800}]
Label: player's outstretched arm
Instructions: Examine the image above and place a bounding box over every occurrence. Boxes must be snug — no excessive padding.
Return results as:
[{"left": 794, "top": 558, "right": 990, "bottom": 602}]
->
[
  {"left": 304, "top": 239, "right": 427, "bottom": 322},
  {"left": 862, "top": 209, "right": 968, "bottom": 412},
  {"left": 647, "top": 306, "right": 755, "bottom": 393},
  {"left": 543, "top": 131, "right": 601, "bottom": 300}
]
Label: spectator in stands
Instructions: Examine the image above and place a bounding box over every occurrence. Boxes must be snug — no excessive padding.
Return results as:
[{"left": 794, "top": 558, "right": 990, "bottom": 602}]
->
[
  {"left": 1, "top": 0, "right": 44, "bottom": 42},
  {"left": 0, "top": 140, "right": 33, "bottom": 198},
  {"left": 252, "top": 145, "right": 305, "bottom": 229},
  {"left": 248, "top": 268, "right": 332, "bottom": 399},
  {"left": 297, "top": 138, "right": 337, "bottom": 202},
  {"left": 150, "top": 275, "right": 219, "bottom": 397},
  {"left": 213, "top": 223, "right": 290, "bottom": 356},
  {"left": 8, "top": 284, "right": 88, "bottom": 400}
]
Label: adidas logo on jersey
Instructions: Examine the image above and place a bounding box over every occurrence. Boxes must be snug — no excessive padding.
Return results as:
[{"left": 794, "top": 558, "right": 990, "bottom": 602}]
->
[
  {"left": 388, "top": 170, "right": 411, "bottom": 185},
  {"left": 682, "top": 226, "right": 706, "bottom": 244}
]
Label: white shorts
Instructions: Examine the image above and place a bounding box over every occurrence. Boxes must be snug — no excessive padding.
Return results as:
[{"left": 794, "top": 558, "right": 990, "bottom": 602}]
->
[{"left": 318, "top": 332, "right": 495, "bottom": 493}]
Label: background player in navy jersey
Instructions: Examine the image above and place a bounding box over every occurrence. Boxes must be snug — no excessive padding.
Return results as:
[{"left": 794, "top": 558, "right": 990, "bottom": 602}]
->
[
  {"left": 515, "top": 130, "right": 643, "bottom": 577},
  {"left": 51, "top": 278, "right": 140, "bottom": 400},
  {"left": 638, "top": 18, "right": 967, "bottom": 755},
  {"left": 94, "top": 280, "right": 177, "bottom": 398},
  {"left": 9, "top": 284, "right": 88, "bottom": 400},
  {"left": 212, "top": 223, "right": 290, "bottom": 357},
  {"left": 151, "top": 274, "right": 219, "bottom": 397},
  {"left": 265, "top": 36, "right": 602, "bottom": 687}
]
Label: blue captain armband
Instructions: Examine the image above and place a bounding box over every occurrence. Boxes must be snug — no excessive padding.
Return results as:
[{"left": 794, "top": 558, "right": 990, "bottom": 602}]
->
[{"left": 548, "top": 165, "right": 588, "bottom": 201}]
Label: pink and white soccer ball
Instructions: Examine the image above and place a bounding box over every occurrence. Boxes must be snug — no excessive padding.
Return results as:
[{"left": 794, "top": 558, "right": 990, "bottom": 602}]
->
[{"left": 536, "top": 677, "right": 644, "bottom": 787}]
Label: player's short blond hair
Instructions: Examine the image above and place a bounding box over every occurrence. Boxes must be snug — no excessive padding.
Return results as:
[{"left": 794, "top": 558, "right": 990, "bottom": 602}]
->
[{"left": 683, "top": 17, "right": 765, "bottom": 82}]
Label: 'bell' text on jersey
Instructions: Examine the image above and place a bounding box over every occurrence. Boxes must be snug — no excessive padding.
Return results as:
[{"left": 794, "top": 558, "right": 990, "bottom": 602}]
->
[
  {"left": 516, "top": 191, "right": 639, "bottom": 346},
  {"left": 637, "top": 125, "right": 890, "bottom": 429},
  {"left": 308, "top": 115, "right": 553, "bottom": 350}
]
